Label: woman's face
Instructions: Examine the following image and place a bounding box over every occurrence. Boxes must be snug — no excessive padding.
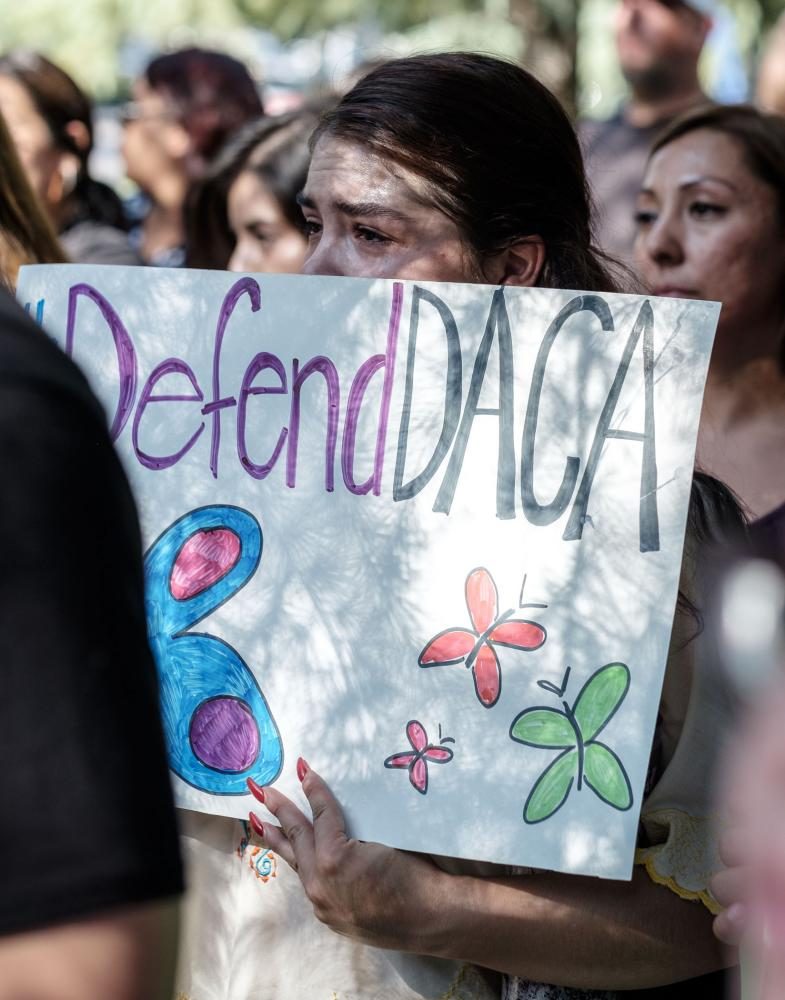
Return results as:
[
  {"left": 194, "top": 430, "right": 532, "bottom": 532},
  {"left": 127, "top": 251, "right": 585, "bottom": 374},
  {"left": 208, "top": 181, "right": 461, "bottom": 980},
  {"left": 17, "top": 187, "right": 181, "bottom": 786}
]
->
[
  {"left": 0, "top": 73, "right": 59, "bottom": 205},
  {"left": 634, "top": 129, "right": 785, "bottom": 335},
  {"left": 300, "top": 137, "right": 478, "bottom": 282},
  {"left": 121, "top": 79, "right": 188, "bottom": 189},
  {"left": 227, "top": 170, "right": 307, "bottom": 274}
]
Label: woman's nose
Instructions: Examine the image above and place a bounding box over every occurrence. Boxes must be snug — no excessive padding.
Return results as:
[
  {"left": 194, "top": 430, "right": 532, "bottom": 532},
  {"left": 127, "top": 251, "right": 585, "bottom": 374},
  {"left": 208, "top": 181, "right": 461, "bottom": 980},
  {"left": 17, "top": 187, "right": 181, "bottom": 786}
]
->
[
  {"left": 301, "top": 237, "right": 345, "bottom": 277},
  {"left": 228, "top": 245, "right": 248, "bottom": 273},
  {"left": 641, "top": 214, "right": 684, "bottom": 267}
]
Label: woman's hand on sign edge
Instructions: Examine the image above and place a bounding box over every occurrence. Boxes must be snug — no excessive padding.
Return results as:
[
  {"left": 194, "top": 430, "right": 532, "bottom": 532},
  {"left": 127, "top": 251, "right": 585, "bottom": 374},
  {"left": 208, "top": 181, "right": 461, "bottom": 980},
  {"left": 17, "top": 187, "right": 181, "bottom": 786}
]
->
[
  {"left": 246, "top": 768, "right": 723, "bottom": 986},
  {"left": 246, "top": 765, "right": 454, "bottom": 952}
]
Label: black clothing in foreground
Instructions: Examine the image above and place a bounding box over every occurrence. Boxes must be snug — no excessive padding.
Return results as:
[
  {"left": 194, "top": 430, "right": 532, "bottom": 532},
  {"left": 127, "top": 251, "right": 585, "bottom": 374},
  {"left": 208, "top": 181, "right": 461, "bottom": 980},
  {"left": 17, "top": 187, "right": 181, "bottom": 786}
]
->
[{"left": 0, "top": 289, "right": 182, "bottom": 936}]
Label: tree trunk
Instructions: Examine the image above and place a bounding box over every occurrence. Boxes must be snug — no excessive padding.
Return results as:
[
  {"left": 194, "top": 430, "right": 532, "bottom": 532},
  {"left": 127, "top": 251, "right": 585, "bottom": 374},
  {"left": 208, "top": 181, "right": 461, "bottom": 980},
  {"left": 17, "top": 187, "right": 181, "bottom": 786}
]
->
[{"left": 508, "top": 0, "right": 579, "bottom": 116}]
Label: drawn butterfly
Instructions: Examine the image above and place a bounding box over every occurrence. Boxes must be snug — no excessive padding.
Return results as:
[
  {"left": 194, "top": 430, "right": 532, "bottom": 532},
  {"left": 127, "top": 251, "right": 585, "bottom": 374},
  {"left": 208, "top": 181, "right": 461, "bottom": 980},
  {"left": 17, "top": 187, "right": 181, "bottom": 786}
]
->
[
  {"left": 383, "top": 720, "right": 455, "bottom": 795},
  {"left": 509, "top": 663, "right": 633, "bottom": 824},
  {"left": 418, "top": 567, "right": 547, "bottom": 708}
]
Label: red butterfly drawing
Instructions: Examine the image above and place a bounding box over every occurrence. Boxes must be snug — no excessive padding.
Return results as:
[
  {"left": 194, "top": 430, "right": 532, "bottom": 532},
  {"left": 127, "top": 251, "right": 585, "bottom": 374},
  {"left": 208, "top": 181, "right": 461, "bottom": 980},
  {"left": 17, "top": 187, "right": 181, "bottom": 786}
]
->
[
  {"left": 383, "top": 720, "right": 455, "bottom": 795},
  {"left": 418, "top": 567, "right": 547, "bottom": 708}
]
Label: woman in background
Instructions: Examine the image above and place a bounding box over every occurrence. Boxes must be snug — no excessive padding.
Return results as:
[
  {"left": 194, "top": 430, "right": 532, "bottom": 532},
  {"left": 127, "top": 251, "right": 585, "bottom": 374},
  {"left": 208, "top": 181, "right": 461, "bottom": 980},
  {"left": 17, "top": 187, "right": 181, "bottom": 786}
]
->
[
  {"left": 186, "top": 108, "right": 321, "bottom": 273},
  {"left": 0, "top": 51, "right": 136, "bottom": 266},
  {"left": 635, "top": 104, "right": 785, "bottom": 548},
  {"left": 0, "top": 108, "right": 63, "bottom": 288},
  {"left": 121, "top": 47, "right": 263, "bottom": 267}
]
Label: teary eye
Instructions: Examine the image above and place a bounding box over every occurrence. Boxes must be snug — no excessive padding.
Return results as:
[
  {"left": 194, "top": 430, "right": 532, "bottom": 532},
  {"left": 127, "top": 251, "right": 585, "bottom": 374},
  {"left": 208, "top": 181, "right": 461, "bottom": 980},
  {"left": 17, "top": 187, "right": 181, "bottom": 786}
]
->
[{"left": 354, "top": 225, "right": 392, "bottom": 244}]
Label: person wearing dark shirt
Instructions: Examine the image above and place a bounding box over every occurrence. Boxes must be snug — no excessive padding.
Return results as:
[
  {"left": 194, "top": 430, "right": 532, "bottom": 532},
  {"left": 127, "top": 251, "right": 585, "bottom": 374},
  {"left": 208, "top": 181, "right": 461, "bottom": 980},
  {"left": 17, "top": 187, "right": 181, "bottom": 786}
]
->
[
  {"left": 580, "top": 0, "right": 712, "bottom": 266},
  {"left": 0, "top": 288, "right": 182, "bottom": 998}
]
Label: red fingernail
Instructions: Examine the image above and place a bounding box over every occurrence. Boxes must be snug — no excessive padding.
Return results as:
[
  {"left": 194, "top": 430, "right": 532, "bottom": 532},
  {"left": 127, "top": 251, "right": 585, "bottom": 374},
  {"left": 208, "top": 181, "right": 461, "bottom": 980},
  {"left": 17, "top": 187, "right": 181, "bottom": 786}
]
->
[
  {"left": 246, "top": 777, "right": 265, "bottom": 803},
  {"left": 296, "top": 757, "right": 309, "bottom": 782},
  {"left": 249, "top": 812, "right": 265, "bottom": 838}
]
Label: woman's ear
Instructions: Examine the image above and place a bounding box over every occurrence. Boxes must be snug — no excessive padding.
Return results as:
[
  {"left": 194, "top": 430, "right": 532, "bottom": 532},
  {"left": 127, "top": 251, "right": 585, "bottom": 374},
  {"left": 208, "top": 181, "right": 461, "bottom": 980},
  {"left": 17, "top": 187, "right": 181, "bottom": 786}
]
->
[
  {"left": 484, "top": 238, "right": 546, "bottom": 287},
  {"left": 64, "top": 119, "right": 90, "bottom": 155},
  {"left": 44, "top": 150, "right": 79, "bottom": 210},
  {"left": 162, "top": 120, "right": 192, "bottom": 163}
]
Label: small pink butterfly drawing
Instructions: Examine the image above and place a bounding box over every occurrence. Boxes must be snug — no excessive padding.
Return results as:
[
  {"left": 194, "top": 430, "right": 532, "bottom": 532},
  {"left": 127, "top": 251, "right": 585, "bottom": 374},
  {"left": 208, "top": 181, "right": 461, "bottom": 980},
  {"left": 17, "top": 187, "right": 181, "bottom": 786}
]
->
[
  {"left": 383, "top": 720, "right": 455, "bottom": 795},
  {"left": 418, "top": 567, "right": 547, "bottom": 708}
]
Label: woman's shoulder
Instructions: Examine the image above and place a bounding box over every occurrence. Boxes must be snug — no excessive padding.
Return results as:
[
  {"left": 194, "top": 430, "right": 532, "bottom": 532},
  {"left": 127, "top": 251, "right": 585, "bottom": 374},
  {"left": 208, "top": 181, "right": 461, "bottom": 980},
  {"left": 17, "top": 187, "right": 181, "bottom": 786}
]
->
[
  {"left": 636, "top": 611, "right": 738, "bottom": 913},
  {"left": 60, "top": 220, "right": 141, "bottom": 266},
  {"left": 749, "top": 498, "right": 785, "bottom": 560}
]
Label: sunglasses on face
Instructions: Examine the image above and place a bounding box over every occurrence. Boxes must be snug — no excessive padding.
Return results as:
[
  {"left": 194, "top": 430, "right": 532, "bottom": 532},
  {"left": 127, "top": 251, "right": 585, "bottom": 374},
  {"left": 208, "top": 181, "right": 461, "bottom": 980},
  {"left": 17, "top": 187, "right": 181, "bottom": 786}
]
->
[{"left": 118, "top": 101, "right": 179, "bottom": 126}]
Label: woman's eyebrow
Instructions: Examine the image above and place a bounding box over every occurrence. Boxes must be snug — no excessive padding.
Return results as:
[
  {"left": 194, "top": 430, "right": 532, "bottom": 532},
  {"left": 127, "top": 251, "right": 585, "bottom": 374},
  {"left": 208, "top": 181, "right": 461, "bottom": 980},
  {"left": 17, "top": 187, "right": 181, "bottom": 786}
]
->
[
  {"left": 636, "top": 175, "right": 739, "bottom": 201},
  {"left": 296, "top": 191, "right": 412, "bottom": 222},
  {"left": 679, "top": 175, "right": 738, "bottom": 193}
]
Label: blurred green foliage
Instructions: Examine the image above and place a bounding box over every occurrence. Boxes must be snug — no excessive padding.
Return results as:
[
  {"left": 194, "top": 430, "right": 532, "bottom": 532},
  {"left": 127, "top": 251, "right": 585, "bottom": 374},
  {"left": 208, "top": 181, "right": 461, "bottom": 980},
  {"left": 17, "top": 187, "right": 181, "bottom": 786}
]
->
[
  {"left": 4, "top": 0, "right": 246, "bottom": 97},
  {"left": 235, "top": 0, "right": 487, "bottom": 36},
  {"left": 2, "top": 0, "right": 488, "bottom": 97},
  {"left": 2, "top": 0, "right": 783, "bottom": 101}
]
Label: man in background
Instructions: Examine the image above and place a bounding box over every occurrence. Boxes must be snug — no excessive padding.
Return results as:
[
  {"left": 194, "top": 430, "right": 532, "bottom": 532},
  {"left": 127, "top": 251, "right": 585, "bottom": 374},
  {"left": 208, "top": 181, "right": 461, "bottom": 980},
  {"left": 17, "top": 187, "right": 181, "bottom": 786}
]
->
[
  {"left": 757, "top": 10, "right": 785, "bottom": 116},
  {"left": 0, "top": 289, "right": 182, "bottom": 999},
  {"left": 581, "top": 0, "right": 713, "bottom": 266}
]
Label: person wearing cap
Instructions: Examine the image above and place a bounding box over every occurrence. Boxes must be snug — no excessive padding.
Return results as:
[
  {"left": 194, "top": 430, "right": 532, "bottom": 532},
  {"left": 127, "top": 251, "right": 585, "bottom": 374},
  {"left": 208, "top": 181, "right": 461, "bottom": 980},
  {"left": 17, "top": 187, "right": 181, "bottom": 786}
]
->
[{"left": 580, "top": 0, "right": 713, "bottom": 268}]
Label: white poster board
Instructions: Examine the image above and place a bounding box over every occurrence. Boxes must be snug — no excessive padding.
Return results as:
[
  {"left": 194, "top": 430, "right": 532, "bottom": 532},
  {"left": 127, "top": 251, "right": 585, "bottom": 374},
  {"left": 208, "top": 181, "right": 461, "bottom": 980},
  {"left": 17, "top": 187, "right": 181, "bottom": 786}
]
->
[{"left": 17, "top": 265, "right": 718, "bottom": 879}]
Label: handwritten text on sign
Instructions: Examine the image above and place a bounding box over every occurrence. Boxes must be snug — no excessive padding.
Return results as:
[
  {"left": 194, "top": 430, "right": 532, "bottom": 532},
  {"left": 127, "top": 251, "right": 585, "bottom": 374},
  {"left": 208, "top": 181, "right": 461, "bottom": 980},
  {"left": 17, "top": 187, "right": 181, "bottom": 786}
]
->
[{"left": 18, "top": 266, "right": 718, "bottom": 878}]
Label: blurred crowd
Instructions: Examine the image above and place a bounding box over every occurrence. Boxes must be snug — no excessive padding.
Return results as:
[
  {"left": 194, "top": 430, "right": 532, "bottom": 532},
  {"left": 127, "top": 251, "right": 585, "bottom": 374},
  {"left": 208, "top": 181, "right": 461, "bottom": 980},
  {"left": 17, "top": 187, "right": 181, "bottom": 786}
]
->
[{"left": 3, "top": 1, "right": 785, "bottom": 999}]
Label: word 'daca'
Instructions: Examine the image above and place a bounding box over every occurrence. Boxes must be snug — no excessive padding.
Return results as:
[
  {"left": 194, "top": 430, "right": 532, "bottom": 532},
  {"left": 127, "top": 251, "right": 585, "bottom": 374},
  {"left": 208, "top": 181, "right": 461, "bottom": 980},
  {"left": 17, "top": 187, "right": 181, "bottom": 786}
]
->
[{"left": 62, "top": 277, "right": 659, "bottom": 550}]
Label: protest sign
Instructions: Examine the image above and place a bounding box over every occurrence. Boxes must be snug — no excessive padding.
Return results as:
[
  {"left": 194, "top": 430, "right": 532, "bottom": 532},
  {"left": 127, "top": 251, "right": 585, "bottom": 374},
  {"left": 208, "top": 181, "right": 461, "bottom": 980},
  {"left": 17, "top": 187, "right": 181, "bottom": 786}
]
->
[{"left": 17, "top": 264, "right": 718, "bottom": 878}]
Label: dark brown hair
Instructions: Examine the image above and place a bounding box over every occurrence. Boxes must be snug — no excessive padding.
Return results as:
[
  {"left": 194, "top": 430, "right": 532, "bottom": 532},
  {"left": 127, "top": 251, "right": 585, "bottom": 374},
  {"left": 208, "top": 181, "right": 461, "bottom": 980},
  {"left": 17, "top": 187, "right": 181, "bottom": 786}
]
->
[
  {"left": 313, "top": 53, "right": 618, "bottom": 292},
  {"left": 145, "top": 48, "right": 264, "bottom": 165},
  {"left": 651, "top": 103, "right": 785, "bottom": 226},
  {"left": 0, "top": 109, "right": 65, "bottom": 288},
  {"left": 0, "top": 51, "right": 92, "bottom": 163},
  {"left": 186, "top": 108, "right": 322, "bottom": 269},
  {"left": 0, "top": 50, "right": 127, "bottom": 231}
]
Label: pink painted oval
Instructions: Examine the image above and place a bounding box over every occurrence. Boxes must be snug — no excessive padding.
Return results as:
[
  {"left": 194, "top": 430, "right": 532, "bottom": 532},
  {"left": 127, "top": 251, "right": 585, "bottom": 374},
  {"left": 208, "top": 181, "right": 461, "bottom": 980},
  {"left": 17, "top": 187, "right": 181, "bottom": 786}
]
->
[{"left": 170, "top": 528, "right": 241, "bottom": 601}]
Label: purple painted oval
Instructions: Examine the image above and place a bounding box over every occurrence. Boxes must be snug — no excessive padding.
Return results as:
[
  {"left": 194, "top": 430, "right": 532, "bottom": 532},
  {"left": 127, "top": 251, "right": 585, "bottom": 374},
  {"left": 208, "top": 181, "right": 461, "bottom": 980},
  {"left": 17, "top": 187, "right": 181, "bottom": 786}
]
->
[
  {"left": 171, "top": 528, "right": 241, "bottom": 601},
  {"left": 189, "top": 697, "right": 260, "bottom": 772}
]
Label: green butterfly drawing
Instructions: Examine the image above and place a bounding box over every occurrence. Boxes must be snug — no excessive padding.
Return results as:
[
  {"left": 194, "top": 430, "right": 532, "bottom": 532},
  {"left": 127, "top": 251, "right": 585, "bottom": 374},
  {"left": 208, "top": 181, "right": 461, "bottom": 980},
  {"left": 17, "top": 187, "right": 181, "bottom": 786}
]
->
[{"left": 509, "top": 663, "right": 633, "bottom": 824}]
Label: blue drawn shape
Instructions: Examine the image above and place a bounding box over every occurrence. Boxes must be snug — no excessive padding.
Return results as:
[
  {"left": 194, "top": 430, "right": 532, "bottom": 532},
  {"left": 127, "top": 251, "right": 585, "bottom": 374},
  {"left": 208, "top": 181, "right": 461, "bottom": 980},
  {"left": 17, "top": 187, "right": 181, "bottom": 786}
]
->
[
  {"left": 144, "top": 505, "right": 283, "bottom": 794},
  {"left": 23, "top": 299, "right": 45, "bottom": 324}
]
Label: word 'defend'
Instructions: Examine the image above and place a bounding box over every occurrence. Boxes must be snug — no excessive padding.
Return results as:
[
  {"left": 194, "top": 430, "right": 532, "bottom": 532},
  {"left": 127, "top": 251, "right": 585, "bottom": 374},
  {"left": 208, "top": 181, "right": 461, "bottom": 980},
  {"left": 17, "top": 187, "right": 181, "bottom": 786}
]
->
[{"left": 64, "top": 278, "right": 659, "bottom": 550}]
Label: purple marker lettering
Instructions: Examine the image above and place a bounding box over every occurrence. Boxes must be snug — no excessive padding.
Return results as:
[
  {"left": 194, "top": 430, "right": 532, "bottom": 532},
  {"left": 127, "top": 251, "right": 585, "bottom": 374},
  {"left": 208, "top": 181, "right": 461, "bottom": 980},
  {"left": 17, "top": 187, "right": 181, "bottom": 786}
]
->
[
  {"left": 237, "top": 351, "right": 288, "bottom": 479},
  {"left": 341, "top": 282, "right": 404, "bottom": 495},
  {"left": 342, "top": 356, "right": 384, "bottom": 494},
  {"left": 203, "top": 277, "right": 261, "bottom": 479},
  {"left": 65, "top": 283, "right": 137, "bottom": 441},
  {"left": 132, "top": 359, "right": 205, "bottom": 470},
  {"left": 287, "top": 357, "right": 340, "bottom": 491}
]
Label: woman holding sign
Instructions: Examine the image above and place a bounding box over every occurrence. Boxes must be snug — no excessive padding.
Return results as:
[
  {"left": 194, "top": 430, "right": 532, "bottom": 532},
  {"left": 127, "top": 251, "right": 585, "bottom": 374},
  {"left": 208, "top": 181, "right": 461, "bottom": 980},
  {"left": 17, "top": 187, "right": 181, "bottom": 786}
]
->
[{"left": 178, "top": 54, "right": 731, "bottom": 1000}]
